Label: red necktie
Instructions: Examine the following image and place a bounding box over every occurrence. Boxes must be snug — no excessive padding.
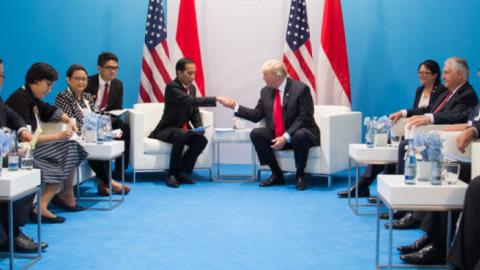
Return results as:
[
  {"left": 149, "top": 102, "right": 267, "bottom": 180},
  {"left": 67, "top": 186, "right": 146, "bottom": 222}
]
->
[
  {"left": 432, "top": 91, "right": 453, "bottom": 113},
  {"left": 182, "top": 86, "right": 189, "bottom": 131},
  {"left": 273, "top": 89, "right": 285, "bottom": 137},
  {"left": 99, "top": 83, "right": 109, "bottom": 111}
]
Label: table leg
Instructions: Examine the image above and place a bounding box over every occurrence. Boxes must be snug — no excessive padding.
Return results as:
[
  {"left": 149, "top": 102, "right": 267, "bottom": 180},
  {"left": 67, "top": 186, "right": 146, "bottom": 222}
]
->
[
  {"left": 375, "top": 196, "right": 380, "bottom": 267},
  {"left": 8, "top": 200, "right": 14, "bottom": 270},
  {"left": 446, "top": 210, "right": 452, "bottom": 257},
  {"left": 37, "top": 188, "right": 42, "bottom": 258},
  {"left": 108, "top": 159, "right": 113, "bottom": 209},
  {"left": 388, "top": 208, "right": 393, "bottom": 269},
  {"left": 355, "top": 162, "right": 360, "bottom": 215},
  {"left": 121, "top": 153, "right": 125, "bottom": 200},
  {"left": 216, "top": 142, "right": 220, "bottom": 179},
  {"left": 76, "top": 166, "right": 81, "bottom": 202},
  {"left": 348, "top": 158, "right": 352, "bottom": 209}
]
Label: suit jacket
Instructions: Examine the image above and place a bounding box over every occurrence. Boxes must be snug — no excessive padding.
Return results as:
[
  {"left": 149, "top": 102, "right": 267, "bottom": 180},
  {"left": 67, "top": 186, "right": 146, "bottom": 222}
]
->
[
  {"left": 407, "top": 82, "right": 478, "bottom": 118},
  {"left": 426, "top": 83, "right": 479, "bottom": 124},
  {"left": 6, "top": 86, "right": 61, "bottom": 132},
  {"left": 0, "top": 97, "right": 26, "bottom": 131},
  {"left": 412, "top": 84, "right": 447, "bottom": 109},
  {"left": 54, "top": 89, "right": 95, "bottom": 130},
  {"left": 84, "top": 74, "right": 123, "bottom": 111},
  {"left": 235, "top": 78, "right": 320, "bottom": 145},
  {"left": 149, "top": 78, "right": 216, "bottom": 141}
]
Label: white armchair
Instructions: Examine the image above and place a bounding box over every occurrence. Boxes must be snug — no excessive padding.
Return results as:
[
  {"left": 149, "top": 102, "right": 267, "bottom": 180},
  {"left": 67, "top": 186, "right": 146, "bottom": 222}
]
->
[
  {"left": 127, "top": 103, "right": 214, "bottom": 182},
  {"left": 255, "top": 105, "right": 362, "bottom": 187}
]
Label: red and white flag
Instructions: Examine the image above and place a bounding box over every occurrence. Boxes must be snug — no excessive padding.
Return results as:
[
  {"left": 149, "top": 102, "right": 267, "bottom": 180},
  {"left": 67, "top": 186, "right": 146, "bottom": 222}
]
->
[
  {"left": 139, "top": 0, "right": 172, "bottom": 103},
  {"left": 282, "top": 0, "right": 316, "bottom": 97},
  {"left": 316, "top": 0, "right": 351, "bottom": 107},
  {"left": 173, "top": 0, "right": 205, "bottom": 96}
]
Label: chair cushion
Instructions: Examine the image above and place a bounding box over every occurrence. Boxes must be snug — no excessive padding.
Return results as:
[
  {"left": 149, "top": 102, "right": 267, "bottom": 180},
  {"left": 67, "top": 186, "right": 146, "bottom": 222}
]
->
[
  {"left": 144, "top": 138, "right": 172, "bottom": 155},
  {"left": 275, "top": 146, "right": 322, "bottom": 158}
]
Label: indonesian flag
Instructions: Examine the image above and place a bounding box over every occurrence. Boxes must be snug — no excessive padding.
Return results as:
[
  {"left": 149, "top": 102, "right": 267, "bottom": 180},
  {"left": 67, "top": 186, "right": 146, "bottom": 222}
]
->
[
  {"left": 173, "top": 0, "right": 205, "bottom": 96},
  {"left": 316, "top": 0, "right": 351, "bottom": 107}
]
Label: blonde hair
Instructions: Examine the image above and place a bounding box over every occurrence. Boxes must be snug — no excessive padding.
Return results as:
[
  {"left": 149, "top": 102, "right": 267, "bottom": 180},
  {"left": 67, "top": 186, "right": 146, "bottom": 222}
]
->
[{"left": 261, "top": 59, "right": 287, "bottom": 78}]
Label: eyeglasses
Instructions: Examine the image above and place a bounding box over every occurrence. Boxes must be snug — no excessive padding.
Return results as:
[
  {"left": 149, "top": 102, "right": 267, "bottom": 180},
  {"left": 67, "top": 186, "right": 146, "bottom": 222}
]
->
[
  {"left": 103, "top": 65, "right": 119, "bottom": 71},
  {"left": 417, "top": 71, "right": 433, "bottom": 75},
  {"left": 71, "top": 76, "right": 88, "bottom": 82},
  {"left": 44, "top": 79, "right": 53, "bottom": 88}
]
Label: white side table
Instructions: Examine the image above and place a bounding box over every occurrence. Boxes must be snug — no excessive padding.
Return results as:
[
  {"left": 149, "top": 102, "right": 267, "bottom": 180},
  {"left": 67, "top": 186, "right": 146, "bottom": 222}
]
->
[
  {"left": 213, "top": 128, "right": 256, "bottom": 181},
  {"left": 375, "top": 175, "right": 467, "bottom": 269},
  {"left": 0, "top": 169, "right": 42, "bottom": 270},
  {"left": 348, "top": 144, "right": 398, "bottom": 215},
  {"left": 77, "top": 140, "right": 125, "bottom": 210}
]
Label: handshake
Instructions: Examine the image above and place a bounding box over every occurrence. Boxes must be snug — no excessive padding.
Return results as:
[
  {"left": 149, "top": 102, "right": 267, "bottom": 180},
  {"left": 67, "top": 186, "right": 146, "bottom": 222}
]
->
[{"left": 216, "top": 96, "right": 237, "bottom": 109}]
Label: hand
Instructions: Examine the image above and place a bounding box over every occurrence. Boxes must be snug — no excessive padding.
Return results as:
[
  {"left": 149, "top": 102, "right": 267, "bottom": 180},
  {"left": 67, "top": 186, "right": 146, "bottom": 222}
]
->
[
  {"left": 19, "top": 130, "right": 33, "bottom": 142},
  {"left": 271, "top": 136, "right": 287, "bottom": 150},
  {"left": 217, "top": 96, "right": 236, "bottom": 109},
  {"left": 456, "top": 127, "right": 476, "bottom": 153},
  {"left": 68, "top": 118, "right": 78, "bottom": 132},
  {"left": 389, "top": 111, "right": 403, "bottom": 123},
  {"left": 59, "top": 129, "right": 74, "bottom": 140},
  {"left": 406, "top": 115, "right": 431, "bottom": 129},
  {"left": 443, "top": 123, "right": 468, "bottom": 131}
]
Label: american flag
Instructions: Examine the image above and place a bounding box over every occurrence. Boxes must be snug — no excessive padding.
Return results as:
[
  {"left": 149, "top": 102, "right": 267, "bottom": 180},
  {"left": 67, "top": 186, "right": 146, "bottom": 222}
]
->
[
  {"left": 139, "top": 0, "right": 172, "bottom": 103},
  {"left": 282, "top": 0, "right": 316, "bottom": 96}
]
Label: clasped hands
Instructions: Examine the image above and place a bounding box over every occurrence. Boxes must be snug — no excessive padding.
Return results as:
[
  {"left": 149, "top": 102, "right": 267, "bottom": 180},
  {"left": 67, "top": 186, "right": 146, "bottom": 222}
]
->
[{"left": 216, "top": 96, "right": 236, "bottom": 109}]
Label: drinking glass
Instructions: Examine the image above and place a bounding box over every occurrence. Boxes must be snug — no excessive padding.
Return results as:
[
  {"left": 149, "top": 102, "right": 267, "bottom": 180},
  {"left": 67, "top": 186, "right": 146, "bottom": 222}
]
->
[{"left": 442, "top": 162, "right": 460, "bottom": 185}]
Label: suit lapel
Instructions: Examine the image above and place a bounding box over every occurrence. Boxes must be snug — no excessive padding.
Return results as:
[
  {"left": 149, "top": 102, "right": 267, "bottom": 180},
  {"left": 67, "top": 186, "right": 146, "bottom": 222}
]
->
[{"left": 283, "top": 79, "right": 292, "bottom": 110}]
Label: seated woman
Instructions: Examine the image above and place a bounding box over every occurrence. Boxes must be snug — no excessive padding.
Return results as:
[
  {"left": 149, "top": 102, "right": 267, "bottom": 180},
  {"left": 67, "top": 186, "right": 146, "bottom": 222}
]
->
[
  {"left": 54, "top": 64, "right": 130, "bottom": 195},
  {"left": 6, "top": 62, "right": 88, "bottom": 223}
]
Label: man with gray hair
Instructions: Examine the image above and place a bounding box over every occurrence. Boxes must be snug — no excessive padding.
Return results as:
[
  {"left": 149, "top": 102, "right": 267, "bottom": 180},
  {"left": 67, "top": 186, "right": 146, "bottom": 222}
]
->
[
  {"left": 392, "top": 57, "right": 478, "bottom": 127},
  {"left": 219, "top": 59, "right": 320, "bottom": 191}
]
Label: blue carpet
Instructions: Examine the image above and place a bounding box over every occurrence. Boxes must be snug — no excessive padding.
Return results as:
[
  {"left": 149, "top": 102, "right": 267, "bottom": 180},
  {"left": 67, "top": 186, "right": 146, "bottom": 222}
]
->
[{"left": 2, "top": 165, "right": 444, "bottom": 269}]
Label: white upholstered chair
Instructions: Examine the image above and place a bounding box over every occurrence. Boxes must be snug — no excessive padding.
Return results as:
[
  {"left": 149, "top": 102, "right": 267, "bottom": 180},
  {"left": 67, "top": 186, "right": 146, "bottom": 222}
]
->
[
  {"left": 255, "top": 105, "right": 362, "bottom": 187},
  {"left": 127, "top": 103, "right": 214, "bottom": 182}
]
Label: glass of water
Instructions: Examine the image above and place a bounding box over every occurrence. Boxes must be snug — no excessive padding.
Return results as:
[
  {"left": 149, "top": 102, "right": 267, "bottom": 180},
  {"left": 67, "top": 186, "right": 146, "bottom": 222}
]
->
[
  {"left": 18, "top": 143, "right": 34, "bottom": 170},
  {"left": 442, "top": 162, "right": 460, "bottom": 185}
]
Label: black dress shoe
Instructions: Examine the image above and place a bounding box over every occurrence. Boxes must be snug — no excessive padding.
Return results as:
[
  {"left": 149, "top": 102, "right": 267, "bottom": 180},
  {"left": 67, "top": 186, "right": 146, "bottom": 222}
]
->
[
  {"left": 397, "top": 234, "right": 430, "bottom": 254},
  {"left": 166, "top": 174, "right": 180, "bottom": 188},
  {"left": 384, "top": 212, "right": 420, "bottom": 229},
  {"left": 296, "top": 175, "right": 307, "bottom": 191},
  {"left": 0, "top": 230, "right": 48, "bottom": 253},
  {"left": 52, "top": 197, "right": 85, "bottom": 212},
  {"left": 337, "top": 186, "right": 370, "bottom": 198},
  {"left": 400, "top": 243, "right": 445, "bottom": 265},
  {"left": 176, "top": 173, "right": 196, "bottom": 184},
  {"left": 30, "top": 211, "right": 66, "bottom": 224},
  {"left": 259, "top": 174, "right": 285, "bottom": 187}
]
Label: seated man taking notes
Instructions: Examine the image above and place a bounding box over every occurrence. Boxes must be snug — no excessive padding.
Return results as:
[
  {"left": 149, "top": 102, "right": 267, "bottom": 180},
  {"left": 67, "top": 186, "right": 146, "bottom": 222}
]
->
[
  {"left": 149, "top": 58, "right": 227, "bottom": 188},
  {"left": 219, "top": 59, "right": 320, "bottom": 191}
]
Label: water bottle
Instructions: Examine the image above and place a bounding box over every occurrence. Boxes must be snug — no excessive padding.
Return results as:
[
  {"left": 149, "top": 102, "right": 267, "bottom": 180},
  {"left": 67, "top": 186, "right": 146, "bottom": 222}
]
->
[
  {"left": 103, "top": 115, "right": 112, "bottom": 142},
  {"left": 430, "top": 161, "right": 442, "bottom": 185},
  {"left": 365, "top": 119, "right": 374, "bottom": 148},
  {"left": 96, "top": 114, "right": 104, "bottom": 144},
  {"left": 8, "top": 133, "right": 19, "bottom": 171},
  {"left": 404, "top": 139, "right": 416, "bottom": 185}
]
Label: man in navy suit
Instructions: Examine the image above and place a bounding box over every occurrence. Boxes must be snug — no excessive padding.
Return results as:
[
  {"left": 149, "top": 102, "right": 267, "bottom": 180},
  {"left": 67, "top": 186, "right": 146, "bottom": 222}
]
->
[
  {"left": 149, "top": 58, "right": 224, "bottom": 188},
  {"left": 85, "top": 52, "right": 130, "bottom": 180},
  {"left": 220, "top": 59, "right": 320, "bottom": 191}
]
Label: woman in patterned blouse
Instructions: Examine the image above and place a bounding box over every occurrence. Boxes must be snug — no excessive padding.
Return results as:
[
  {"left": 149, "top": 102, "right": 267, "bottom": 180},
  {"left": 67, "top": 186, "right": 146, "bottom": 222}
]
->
[{"left": 55, "top": 64, "right": 130, "bottom": 196}]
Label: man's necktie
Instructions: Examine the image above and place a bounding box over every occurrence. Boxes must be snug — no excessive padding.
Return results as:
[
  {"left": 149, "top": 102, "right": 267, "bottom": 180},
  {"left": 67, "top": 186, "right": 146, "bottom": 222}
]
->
[
  {"left": 432, "top": 91, "right": 453, "bottom": 113},
  {"left": 182, "top": 86, "right": 189, "bottom": 131},
  {"left": 273, "top": 89, "right": 285, "bottom": 137},
  {"left": 99, "top": 83, "right": 109, "bottom": 111}
]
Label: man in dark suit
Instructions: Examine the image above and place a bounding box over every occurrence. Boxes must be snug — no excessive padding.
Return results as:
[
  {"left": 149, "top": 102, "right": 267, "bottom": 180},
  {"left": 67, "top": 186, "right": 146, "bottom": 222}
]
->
[
  {"left": 149, "top": 58, "right": 221, "bottom": 188},
  {"left": 0, "top": 58, "right": 46, "bottom": 253},
  {"left": 219, "top": 59, "right": 320, "bottom": 191},
  {"left": 85, "top": 52, "right": 130, "bottom": 180}
]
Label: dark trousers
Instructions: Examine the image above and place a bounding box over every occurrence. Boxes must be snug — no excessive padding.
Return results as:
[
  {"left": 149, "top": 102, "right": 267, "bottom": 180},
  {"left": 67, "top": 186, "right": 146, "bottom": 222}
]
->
[
  {"left": 448, "top": 178, "right": 480, "bottom": 270},
  {"left": 358, "top": 164, "right": 397, "bottom": 188},
  {"left": 164, "top": 130, "right": 208, "bottom": 175},
  {"left": 112, "top": 119, "right": 130, "bottom": 178},
  {"left": 250, "top": 127, "right": 314, "bottom": 173},
  {"left": 88, "top": 160, "right": 111, "bottom": 185},
  {"left": 0, "top": 195, "right": 34, "bottom": 244}
]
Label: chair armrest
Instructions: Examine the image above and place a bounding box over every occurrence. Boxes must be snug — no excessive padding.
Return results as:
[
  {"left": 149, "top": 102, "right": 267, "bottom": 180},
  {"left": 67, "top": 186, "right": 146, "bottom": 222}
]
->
[
  {"left": 472, "top": 142, "right": 480, "bottom": 178},
  {"left": 405, "top": 124, "right": 451, "bottom": 139},
  {"left": 319, "top": 111, "right": 362, "bottom": 172},
  {"left": 126, "top": 110, "right": 145, "bottom": 169}
]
